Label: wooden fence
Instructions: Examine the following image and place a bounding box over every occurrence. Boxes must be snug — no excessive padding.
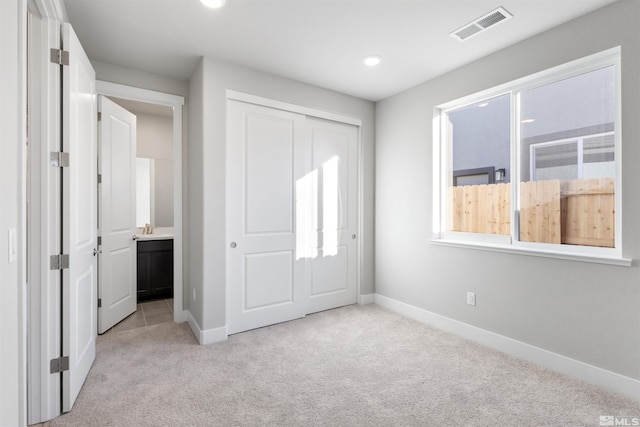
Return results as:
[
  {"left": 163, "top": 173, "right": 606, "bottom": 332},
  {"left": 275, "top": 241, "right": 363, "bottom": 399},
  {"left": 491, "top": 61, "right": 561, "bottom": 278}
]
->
[{"left": 448, "top": 178, "right": 614, "bottom": 248}]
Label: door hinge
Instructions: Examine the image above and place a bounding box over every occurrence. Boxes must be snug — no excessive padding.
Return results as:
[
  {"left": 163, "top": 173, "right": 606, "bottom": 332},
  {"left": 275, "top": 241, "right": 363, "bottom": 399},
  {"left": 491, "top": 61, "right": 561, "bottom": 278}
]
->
[
  {"left": 98, "top": 112, "right": 102, "bottom": 121},
  {"left": 49, "top": 152, "right": 70, "bottom": 167},
  {"left": 50, "top": 48, "right": 70, "bottom": 66},
  {"left": 50, "top": 356, "right": 69, "bottom": 374},
  {"left": 98, "top": 298, "right": 102, "bottom": 308},
  {"left": 97, "top": 236, "right": 102, "bottom": 246},
  {"left": 49, "top": 254, "right": 69, "bottom": 270},
  {"left": 98, "top": 174, "right": 102, "bottom": 184}
]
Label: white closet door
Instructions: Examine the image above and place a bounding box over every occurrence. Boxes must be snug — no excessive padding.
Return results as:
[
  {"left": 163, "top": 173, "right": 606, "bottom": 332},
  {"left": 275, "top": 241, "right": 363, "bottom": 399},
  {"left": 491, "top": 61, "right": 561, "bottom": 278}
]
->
[
  {"left": 304, "top": 117, "right": 358, "bottom": 314},
  {"left": 227, "top": 100, "right": 307, "bottom": 335}
]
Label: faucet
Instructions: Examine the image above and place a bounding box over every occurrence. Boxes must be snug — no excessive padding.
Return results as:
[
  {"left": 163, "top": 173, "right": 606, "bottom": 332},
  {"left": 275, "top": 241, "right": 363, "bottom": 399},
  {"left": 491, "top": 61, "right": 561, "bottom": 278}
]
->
[{"left": 144, "top": 223, "right": 153, "bottom": 234}]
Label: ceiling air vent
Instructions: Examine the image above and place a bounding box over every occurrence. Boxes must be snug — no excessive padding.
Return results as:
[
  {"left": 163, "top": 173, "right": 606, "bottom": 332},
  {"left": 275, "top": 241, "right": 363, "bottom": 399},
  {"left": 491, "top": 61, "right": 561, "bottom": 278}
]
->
[{"left": 450, "top": 7, "right": 512, "bottom": 42}]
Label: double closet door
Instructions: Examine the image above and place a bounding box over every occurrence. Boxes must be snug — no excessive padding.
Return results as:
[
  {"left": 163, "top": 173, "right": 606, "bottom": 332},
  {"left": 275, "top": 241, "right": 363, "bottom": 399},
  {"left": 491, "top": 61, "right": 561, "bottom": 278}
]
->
[{"left": 227, "top": 100, "right": 359, "bottom": 335}]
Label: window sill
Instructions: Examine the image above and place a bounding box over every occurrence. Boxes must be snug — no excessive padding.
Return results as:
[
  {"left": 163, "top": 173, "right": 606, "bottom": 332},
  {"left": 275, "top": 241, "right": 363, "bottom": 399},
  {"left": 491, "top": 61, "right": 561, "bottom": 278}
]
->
[{"left": 428, "top": 238, "right": 632, "bottom": 267}]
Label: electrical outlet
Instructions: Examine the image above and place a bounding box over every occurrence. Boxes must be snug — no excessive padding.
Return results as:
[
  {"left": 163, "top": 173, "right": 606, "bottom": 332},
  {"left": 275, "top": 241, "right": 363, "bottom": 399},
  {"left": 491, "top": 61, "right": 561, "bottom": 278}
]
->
[
  {"left": 467, "top": 292, "right": 476, "bottom": 306},
  {"left": 192, "top": 288, "right": 196, "bottom": 302}
]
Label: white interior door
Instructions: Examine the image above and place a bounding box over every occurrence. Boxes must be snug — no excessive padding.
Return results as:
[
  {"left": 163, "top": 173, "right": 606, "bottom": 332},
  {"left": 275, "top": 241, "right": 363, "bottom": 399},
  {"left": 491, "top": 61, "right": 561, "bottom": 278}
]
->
[
  {"left": 227, "top": 100, "right": 306, "bottom": 335},
  {"left": 61, "top": 23, "right": 97, "bottom": 412},
  {"left": 98, "top": 96, "right": 137, "bottom": 334},
  {"left": 305, "top": 117, "right": 358, "bottom": 314}
]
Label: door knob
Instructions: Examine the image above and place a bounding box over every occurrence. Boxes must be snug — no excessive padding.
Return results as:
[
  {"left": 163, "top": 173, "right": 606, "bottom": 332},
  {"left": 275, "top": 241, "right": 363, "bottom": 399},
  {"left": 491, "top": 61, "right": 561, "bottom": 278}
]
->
[
  {"left": 92, "top": 248, "right": 102, "bottom": 256},
  {"left": 230, "top": 242, "right": 237, "bottom": 249},
  {"left": 352, "top": 234, "right": 357, "bottom": 239},
  {"left": 132, "top": 234, "right": 139, "bottom": 241}
]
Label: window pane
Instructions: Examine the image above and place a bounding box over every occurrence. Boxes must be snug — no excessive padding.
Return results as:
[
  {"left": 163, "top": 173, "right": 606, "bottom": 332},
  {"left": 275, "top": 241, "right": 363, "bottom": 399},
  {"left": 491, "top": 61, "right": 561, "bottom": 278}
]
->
[
  {"left": 445, "top": 94, "right": 511, "bottom": 235},
  {"left": 519, "top": 66, "right": 615, "bottom": 247},
  {"left": 531, "top": 141, "right": 578, "bottom": 181}
]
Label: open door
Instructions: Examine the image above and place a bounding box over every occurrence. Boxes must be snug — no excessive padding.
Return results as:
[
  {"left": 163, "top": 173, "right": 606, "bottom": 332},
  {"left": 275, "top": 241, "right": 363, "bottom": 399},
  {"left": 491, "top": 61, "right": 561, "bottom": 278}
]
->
[
  {"left": 97, "top": 96, "right": 137, "bottom": 334},
  {"left": 61, "top": 22, "right": 97, "bottom": 412}
]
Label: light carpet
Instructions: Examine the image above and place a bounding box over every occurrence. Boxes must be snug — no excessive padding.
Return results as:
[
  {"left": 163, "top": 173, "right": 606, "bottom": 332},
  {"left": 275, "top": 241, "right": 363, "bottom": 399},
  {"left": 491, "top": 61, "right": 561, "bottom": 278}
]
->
[{"left": 51, "top": 304, "right": 640, "bottom": 426}]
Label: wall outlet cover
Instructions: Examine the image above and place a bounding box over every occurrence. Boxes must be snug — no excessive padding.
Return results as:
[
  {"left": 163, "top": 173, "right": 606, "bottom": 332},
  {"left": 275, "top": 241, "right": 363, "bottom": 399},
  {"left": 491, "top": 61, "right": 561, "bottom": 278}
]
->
[{"left": 467, "top": 292, "right": 476, "bottom": 306}]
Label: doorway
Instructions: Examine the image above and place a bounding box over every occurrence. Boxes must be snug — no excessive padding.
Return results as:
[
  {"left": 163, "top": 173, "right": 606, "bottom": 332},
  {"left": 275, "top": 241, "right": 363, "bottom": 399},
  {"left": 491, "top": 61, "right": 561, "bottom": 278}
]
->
[
  {"left": 96, "top": 81, "right": 185, "bottom": 326},
  {"left": 98, "top": 95, "right": 176, "bottom": 334}
]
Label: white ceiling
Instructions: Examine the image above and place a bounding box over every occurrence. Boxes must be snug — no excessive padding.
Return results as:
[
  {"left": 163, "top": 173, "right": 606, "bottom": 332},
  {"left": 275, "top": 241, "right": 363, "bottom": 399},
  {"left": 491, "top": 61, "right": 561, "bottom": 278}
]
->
[{"left": 62, "top": 0, "right": 619, "bottom": 102}]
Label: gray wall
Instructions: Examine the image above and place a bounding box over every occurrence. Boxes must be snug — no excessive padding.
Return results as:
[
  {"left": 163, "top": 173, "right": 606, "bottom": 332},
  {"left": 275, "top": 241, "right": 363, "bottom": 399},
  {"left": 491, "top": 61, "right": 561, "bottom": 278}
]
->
[
  {"left": 1, "top": 1, "right": 26, "bottom": 424},
  {"left": 188, "top": 58, "right": 375, "bottom": 331},
  {"left": 136, "top": 113, "right": 174, "bottom": 227},
  {"left": 375, "top": 0, "right": 640, "bottom": 380}
]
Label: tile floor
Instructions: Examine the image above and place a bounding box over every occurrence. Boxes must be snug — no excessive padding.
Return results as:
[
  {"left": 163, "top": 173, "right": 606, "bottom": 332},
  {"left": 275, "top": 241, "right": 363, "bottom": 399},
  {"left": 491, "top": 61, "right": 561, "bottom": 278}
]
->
[{"left": 103, "top": 298, "right": 174, "bottom": 335}]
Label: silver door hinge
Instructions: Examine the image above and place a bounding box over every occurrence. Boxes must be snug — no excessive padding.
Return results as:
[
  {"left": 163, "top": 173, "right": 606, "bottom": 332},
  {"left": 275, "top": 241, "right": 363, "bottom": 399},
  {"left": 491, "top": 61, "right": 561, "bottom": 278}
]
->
[
  {"left": 98, "top": 174, "right": 102, "bottom": 184},
  {"left": 97, "top": 236, "right": 102, "bottom": 246},
  {"left": 50, "top": 254, "right": 69, "bottom": 270},
  {"left": 50, "top": 48, "right": 69, "bottom": 66},
  {"left": 50, "top": 356, "right": 69, "bottom": 374},
  {"left": 50, "top": 152, "right": 70, "bottom": 167},
  {"left": 98, "top": 298, "right": 102, "bottom": 308},
  {"left": 98, "top": 112, "right": 102, "bottom": 121}
]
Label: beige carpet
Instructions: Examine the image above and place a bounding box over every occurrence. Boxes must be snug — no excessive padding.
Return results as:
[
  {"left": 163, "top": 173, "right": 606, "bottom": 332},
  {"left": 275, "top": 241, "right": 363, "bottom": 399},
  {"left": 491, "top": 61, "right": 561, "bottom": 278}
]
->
[{"left": 51, "top": 305, "right": 639, "bottom": 426}]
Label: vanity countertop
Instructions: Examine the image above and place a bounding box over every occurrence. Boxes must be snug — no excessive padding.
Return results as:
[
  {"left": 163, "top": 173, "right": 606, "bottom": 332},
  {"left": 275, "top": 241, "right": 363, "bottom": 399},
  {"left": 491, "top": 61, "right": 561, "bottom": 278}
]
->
[{"left": 135, "top": 226, "right": 174, "bottom": 241}]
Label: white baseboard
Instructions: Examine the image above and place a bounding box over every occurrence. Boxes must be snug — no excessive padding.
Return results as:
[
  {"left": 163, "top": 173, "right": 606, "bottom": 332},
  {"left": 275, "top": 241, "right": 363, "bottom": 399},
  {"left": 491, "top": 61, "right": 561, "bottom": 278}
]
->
[
  {"left": 185, "top": 310, "right": 228, "bottom": 345},
  {"left": 374, "top": 293, "right": 640, "bottom": 401},
  {"left": 357, "top": 293, "right": 375, "bottom": 305}
]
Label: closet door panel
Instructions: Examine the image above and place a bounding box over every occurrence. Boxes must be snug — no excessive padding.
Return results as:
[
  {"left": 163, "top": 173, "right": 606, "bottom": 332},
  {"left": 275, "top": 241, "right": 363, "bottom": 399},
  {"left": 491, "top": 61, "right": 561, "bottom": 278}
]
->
[{"left": 227, "top": 101, "right": 306, "bottom": 334}]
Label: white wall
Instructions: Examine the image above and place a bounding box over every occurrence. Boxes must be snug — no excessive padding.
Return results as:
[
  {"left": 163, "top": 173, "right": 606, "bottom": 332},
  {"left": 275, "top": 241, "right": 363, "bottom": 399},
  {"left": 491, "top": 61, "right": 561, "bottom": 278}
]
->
[
  {"left": 375, "top": 0, "right": 640, "bottom": 381},
  {"left": 188, "top": 58, "right": 375, "bottom": 332},
  {"left": 0, "top": 0, "right": 26, "bottom": 425}
]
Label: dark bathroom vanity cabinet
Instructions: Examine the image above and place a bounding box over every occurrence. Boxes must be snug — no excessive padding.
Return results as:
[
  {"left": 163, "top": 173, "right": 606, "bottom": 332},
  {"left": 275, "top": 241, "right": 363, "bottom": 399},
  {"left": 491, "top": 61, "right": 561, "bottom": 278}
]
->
[{"left": 137, "top": 239, "right": 173, "bottom": 302}]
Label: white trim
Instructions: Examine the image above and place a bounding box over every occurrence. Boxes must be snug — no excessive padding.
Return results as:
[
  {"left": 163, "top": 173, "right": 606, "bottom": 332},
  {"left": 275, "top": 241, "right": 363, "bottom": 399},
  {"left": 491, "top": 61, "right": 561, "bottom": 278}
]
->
[
  {"left": 26, "top": 5, "right": 62, "bottom": 424},
  {"left": 374, "top": 294, "right": 640, "bottom": 401},
  {"left": 429, "top": 238, "right": 632, "bottom": 267},
  {"left": 186, "top": 311, "right": 228, "bottom": 345},
  {"left": 356, "top": 120, "right": 365, "bottom": 307},
  {"left": 96, "top": 81, "right": 186, "bottom": 324},
  {"left": 32, "top": 0, "right": 64, "bottom": 21},
  {"left": 226, "top": 90, "right": 362, "bottom": 127},
  {"left": 357, "top": 293, "right": 375, "bottom": 305},
  {"left": 96, "top": 81, "right": 184, "bottom": 107}
]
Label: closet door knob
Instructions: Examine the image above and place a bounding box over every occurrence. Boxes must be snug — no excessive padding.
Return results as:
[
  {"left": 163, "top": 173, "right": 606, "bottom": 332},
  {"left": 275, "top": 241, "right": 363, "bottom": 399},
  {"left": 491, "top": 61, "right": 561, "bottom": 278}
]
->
[{"left": 230, "top": 242, "right": 237, "bottom": 249}]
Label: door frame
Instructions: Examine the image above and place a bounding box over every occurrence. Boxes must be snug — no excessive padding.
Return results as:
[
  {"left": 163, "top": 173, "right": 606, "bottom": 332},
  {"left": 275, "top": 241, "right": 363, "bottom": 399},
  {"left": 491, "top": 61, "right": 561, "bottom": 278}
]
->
[
  {"left": 225, "top": 90, "right": 365, "bottom": 332},
  {"left": 26, "top": 0, "right": 65, "bottom": 422},
  {"left": 97, "top": 81, "right": 186, "bottom": 324}
]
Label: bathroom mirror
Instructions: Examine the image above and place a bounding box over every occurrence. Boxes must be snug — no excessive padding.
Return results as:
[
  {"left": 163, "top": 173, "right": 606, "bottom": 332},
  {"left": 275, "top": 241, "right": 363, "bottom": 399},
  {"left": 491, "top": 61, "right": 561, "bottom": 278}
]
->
[
  {"left": 136, "top": 157, "right": 153, "bottom": 227},
  {"left": 136, "top": 157, "right": 174, "bottom": 228}
]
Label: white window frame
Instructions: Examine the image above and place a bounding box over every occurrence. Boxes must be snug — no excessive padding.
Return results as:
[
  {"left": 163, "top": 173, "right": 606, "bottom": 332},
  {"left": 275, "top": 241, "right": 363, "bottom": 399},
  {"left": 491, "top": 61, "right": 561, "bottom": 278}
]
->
[
  {"left": 431, "top": 47, "right": 630, "bottom": 266},
  {"left": 529, "top": 131, "right": 615, "bottom": 181}
]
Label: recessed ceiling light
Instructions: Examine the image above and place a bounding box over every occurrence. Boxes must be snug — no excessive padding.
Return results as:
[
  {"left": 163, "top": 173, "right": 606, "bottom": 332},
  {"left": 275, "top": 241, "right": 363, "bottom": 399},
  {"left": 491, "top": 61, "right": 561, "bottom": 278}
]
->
[
  {"left": 201, "top": 0, "right": 226, "bottom": 8},
  {"left": 363, "top": 55, "right": 382, "bottom": 67},
  {"left": 521, "top": 119, "right": 535, "bottom": 123}
]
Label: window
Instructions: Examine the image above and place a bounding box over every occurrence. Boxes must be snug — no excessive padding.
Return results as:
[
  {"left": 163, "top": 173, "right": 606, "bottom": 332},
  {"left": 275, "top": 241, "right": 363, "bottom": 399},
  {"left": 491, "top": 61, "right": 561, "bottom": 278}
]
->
[{"left": 435, "top": 48, "right": 622, "bottom": 261}]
